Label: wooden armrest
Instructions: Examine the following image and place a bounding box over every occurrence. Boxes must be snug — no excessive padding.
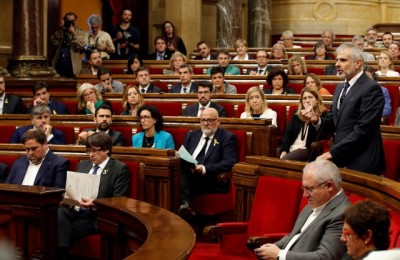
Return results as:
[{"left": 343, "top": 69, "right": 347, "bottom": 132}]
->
[
  {"left": 203, "top": 222, "right": 249, "bottom": 241},
  {"left": 246, "top": 233, "right": 288, "bottom": 251}
]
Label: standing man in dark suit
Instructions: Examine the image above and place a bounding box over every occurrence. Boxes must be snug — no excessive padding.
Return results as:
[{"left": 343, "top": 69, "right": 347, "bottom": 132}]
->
[
  {"left": 195, "top": 41, "right": 217, "bottom": 60},
  {"left": 179, "top": 107, "right": 237, "bottom": 215},
  {"left": 136, "top": 66, "right": 162, "bottom": 93},
  {"left": 5, "top": 129, "right": 69, "bottom": 188},
  {"left": 77, "top": 104, "right": 125, "bottom": 146},
  {"left": 0, "top": 76, "right": 26, "bottom": 114},
  {"left": 248, "top": 49, "right": 271, "bottom": 76},
  {"left": 9, "top": 105, "right": 65, "bottom": 144},
  {"left": 147, "top": 36, "right": 173, "bottom": 60},
  {"left": 58, "top": 132, "right": 130, "bottom": 258},
  {"left": 170, "top": 64, "right": 197, "bottom": 93},
  {"left": 307, "top": 43, "right": 385, "bottom": 175},
  {"left": 183, "top": 81, "right": 226, "bottom": 117},
  {"left": 255, "top": 160, "right": 350, "bottom": 259},
  {"left": 30, "top": 81, "right": 68, "bottom": 114}
]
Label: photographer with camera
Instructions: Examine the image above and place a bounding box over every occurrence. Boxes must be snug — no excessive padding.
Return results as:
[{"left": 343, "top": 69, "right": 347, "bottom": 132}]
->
[
  {"left": 50, "top": 12, "right": 86, "bottom": 78},
  {"left": 83, "top": 14, "right": 115, "bottom": 61},
  {"left": 111, "top": 9, "right": 140, "bottom": 60}
]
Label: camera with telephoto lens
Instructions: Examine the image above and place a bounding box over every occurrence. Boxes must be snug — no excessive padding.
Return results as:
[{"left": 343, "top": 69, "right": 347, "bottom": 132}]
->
[{"left": 63, "top": 19, "right": 72, "bottom": 30}]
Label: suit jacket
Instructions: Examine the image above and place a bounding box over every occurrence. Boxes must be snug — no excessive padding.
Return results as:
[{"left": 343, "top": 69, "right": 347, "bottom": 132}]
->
[
  {"left": 324, "top": 65, "right": 337, "bottom": 76},
  {"left": 194, "top": 54, "right": 217, "bottom": 60},
  {"left": 246, "top": 67, "right": 272, "bottom": 75},
  {"left": 183, "top": 102, "right": 226, "bottom": 117},
  {"left": 275, "top": 192, "right": 350, "bottom": 260},
  {"left": 9, "top": 125, "right": 66, "bottom": 144},
  {"left": 76, "top": 158, "right": 130, "bottom": 198},
  {"left": 264, "top": 87, "right": 296, "bottom": 95},
  {"left": 2, "top": 94, "right": 26, "bottom": 114},
  {"left": 183, "top": 128, "right": 237, "bottom": 182},
  {"left": 147, "top": 50, "right": 173, "bottom": 60},
  {"left": 170, "top": 82, "right": 197, "bottom": 93},
  {"left": 79, "top": 65, "right": 96, "bottom": 75},
  {"left": 28, "top": 99, "right": 69, "bottom": 115},
  {"left": 80, "top": 128, "right": 124, "bottom": 146},
  {"left": 0, "top": 162, "right": 9, "bottom": 183},
  {"left": 322, "top": 73, "right": 385, "bottom": 174},
  {"left": 141, "top": 84, "right": 162, "bottom": 93},
  {"left": 132, "top": 130, "right": 175, "bottom": 149},
  {"left": 5, "top": 150, "right": 69, "bottom": 188}
]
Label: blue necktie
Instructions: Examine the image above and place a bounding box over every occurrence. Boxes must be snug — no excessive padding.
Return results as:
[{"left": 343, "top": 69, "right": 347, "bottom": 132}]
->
[
  {"left": 92, "top": 164, "right": 100, "bottom": 175},
  {"left": 196, "top": 137, "right": 209, "bottom": 164},
  {"left": 339, "top": 82, "right": 350, "bottom": 106}
]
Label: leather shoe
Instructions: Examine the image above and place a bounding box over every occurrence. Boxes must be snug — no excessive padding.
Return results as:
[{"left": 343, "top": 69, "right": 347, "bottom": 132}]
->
[{"left": 179, "top": 201, "right": 195, "bottom": 218}]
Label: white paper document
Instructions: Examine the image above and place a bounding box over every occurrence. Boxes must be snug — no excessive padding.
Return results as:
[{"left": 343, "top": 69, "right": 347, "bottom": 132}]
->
[
  {"left": 63, "top": 171, "right": 100, "bottom": 205},
  {"left": 178, "top": 145, "right": 198, "bottom": 164}
]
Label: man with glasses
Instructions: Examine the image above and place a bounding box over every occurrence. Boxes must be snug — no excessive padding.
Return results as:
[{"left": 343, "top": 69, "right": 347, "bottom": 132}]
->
[
  {"left": 58, "top": 132, "right": 130, "bottom": 259},
  {"left": 94, "top": 67, "right": 123, "bottom": 94},
  {"left": 6, "top": 129, "right": 69, "bottom": 188},
  {"left": 248, "top": 49, "right": 271, "bottom": 76},
  {"left": 179, "top": 107, "right": 237, "bottom": 217},
  {"left": 254, "top": 159, "right": 350, "bottom": 259},
  {"left": 183, "top": 81, "right": 226, "bottom": 117},
  {"left": 77, "top": 104, "right": 124, "bottom": 146}
]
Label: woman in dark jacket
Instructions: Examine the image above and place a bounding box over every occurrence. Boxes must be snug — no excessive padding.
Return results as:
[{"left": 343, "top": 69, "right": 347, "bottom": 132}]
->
[{"left": 161, "top": 21, "right": 187, "bottom": 55}]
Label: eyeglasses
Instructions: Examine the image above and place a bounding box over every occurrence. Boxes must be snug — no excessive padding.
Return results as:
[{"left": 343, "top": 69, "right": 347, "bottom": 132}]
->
[
  {"left": 83, "top": 91, "right": 95, "bottom": 97},
  {"left": 256, "top": 56, "right": 268, "bottom": 59},
  {"left": 139, "top": 115, "right": 152, "bottom": 121},
  {"left": 200, "top": 118, "right": 218, "bottom": 124},
  {"left": 341, "top": 229, "right": 354, "bottom": 239},
  {"left": 301, "top": 181, "right": 327, "bottom": 193},
  {"left": 86, "top": 148, "right": 103, "bottom": 154}
]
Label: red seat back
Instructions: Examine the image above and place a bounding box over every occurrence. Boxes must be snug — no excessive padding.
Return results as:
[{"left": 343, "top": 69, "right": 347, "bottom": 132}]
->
[
  {"left": 382, "top": 139, "right": 400, "bottom": 181},
  {"left": 230, "top": 130, "right": 246, "bottom": 162},
  {"left": 1, "top": 125, "right": 16, "bottom": 143},
  {"left": 146, "top": 101, "right": 183, "bottom": 116},
  {"left": 268, "top": 104, "right": 288, "bottom": 137},
  {"left": 55, "top": 125, "right": 76, "bottom": 145},
  {"left": 165, "top": 127, "right": 189, "bottom": 150},
  {"left": 122, "top": 160, "right": 140, "bottom": 199}
]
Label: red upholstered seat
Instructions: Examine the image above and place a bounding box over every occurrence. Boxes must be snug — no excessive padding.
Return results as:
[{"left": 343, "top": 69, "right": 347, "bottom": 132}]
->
[
  {"left": 146, "top": 101, "right": 183, "bottom": 116},
  {"left": 190, "top": 175, "right": 303, "bottom": 259},
  {"left": 382, "top": 139, "right": 400, "bottom": 181},
  {"left": 0, "top": 155, "right": 19, "bottom": 168},
  {"left": 55, "top": 125, "right": 76, "bottom": 145},
  {"left": 1, "top": 125, "right": 16, "bottom": 143},
  {"left": 307, "top": 67, "right": 325, "bottom": 75},
  {"left": 108, "top": 125, "right": 134, "bottom": 146},
  {"left": 63, "top": 100, "right": 78, "bottom": 114},
  {"left": 166, "top": 127, "right": 189, "bottom": 150},
  {"left": 218, "top": 103, "right": 237, "bottom": 117},
  {"left": 268, "top": 104, "right": 288, "bottom": 138}
]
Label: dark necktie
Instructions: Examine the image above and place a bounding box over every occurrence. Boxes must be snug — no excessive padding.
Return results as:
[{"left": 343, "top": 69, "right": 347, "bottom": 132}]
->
[
  {"left": 339, "top": 82, "right": 350, "bottom": 106},
  {"left": 196, "top": 137, "right": 209, "bottom": 164},
  {"left": 158, "top": 54, "right": 163, "bottom": 60},
  {"left": 258, "top": 69, "right": 263, "bottom": 74},
  {"left": 92, "top": 164, "right": 100, "bottom": 175},
  {"left": 141, "top": 88, "right": 145, "bottom": 93},
  {"left": 183, "top": 87, "right": 187, "bottom": 93}
]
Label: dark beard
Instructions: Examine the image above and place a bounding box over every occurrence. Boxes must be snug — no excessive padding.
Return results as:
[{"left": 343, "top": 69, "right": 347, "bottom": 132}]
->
[{"left": 97, "top": 122, "right": 110, "bottom": 131}]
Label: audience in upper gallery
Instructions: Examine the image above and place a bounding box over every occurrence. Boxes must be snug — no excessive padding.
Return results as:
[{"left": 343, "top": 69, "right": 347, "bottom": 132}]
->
[
  {"left": 388, "top": 42, "right": 399, "bottom": 60},
  {"left": 165, "top": 51, "right": 187, "bottom": 75},
  {"left": 6, "top": 129, "right": 69, "bottom": 188},
  {"left": 161, "top": 21, "right": 187, "bottom": 55},
  {"left": 77, "top": 83, "right": 111, "bottom": 115},
  {"left": 147, "top": 36, "right": 173, "bottom": 60},
  {"left": 195, "top": 41, "right": 217, "bottom": 60},
  {"left": 178, "top": 107, "right": 237, "bottom": 218},
  {"left": 382, "top": 32, "right": 394, "bottom": 48},
  {"left": 9, "top": 105, "right": 65, "bottom": 145},
  {"left": 280, "top": 30, "right": 301, "bottom": 49},
  {"left": 352, "top": 35, "right": 375, "bottom": 61},
  {"left": 132, "top": 105, "right": 175, "bottom": 149},
  {"left": 110, "top": 9, "right": 140, "bottom": 60},
  {"left": 375, "top": 50, "right": 400, "bottom": 77},
  {"left": 279, "top": 87, "right": 328, "bottom": 161},
  {"left": 170, "top": 64, "right": 197, "bottom": 93},
  {"left": 395, "top": 107, "right": 400, "bottom": 126},
  {"left": 364, "top": 27, "right": 384, "bottom": 48},
  {"left": 121, "top": 84, "right": 144, "bottom": 116},
  {"left": 136, "top": 66, "right": 162, "bottom": 93},
  {"left": 0, "top": 76, "right": 26, "bottom": 114},
  {"left": 364, "top": 66, "right": 392, "bottom": 118},
  {"left": 270, "top": 43, "right": 288, "bottom": 60},
  {"left": 50, "top": 11, "right": 85, "bottom": 78},
  {"left": 248, "top": 49, "right": 272, "bottom": 76},
  {"left": 240, "top": 86, "right": 277, "bottom": 127},
  {"left": 126, "top": 53, "right": 143, "bottom": 75},
  {"left": 183, "top": 81, "right": 226, "bottom": 117},
  {"left": 321, "top": 29, "right": 335, "bottom": 48},
  {"left": 77, "top": 104, "right": 124, "bottom": 146},
  {"left": 94, "top": 67, "right": 124, "bottom": 94},
  {"left": 233, "top": 39, "right": 253, "bottom": 61},
  {"left": 303, "top": 73, "right": 331, "bottom": 95},
  {"left": 306, "top": 41, "right": 334, "bottom": 60},
  {"left": 207, "top": 49, "right": 240, "bottom": 75},
  {"left": 287, "top": 55, "right": 307, "bottom": 76},
  {"left": 79, "top": 50, "right": 103, "bottom": 75},
  {"left": 340, "top": 201, "right": 390, "bottom": 260},
  {"left": 264, "top": 70, "right": 295, "bottom": 95},
  {"left": 30, "top": 81, "right": 68, "bottom": 115},
  {"left": 83, "top": 14, "right": 115, "bottom": 60},
  {"left": 210, "top": 66, "right": 237, "bottom": 94},
  {"left": 254, "top": 160, "right": 350, "bottom": 259}
]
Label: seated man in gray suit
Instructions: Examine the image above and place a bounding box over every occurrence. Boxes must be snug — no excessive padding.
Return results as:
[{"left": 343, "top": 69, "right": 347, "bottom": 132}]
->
[
  {"left": 183, "top": 81, "right": 226, "bottom": 117},
  {"left": 58, "top": 132, "right": 130, "bottom": 259},
  {"left": 254, "top": 159, "right": 350, "bottom": 259},
  {"left": 77, "top": 104, "right": 125, "bottom": 146}
]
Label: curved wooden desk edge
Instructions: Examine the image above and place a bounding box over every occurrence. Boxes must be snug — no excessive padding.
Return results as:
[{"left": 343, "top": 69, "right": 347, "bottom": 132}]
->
[{"left": 95, "top": 197, "right": 196, "bottom": 260}]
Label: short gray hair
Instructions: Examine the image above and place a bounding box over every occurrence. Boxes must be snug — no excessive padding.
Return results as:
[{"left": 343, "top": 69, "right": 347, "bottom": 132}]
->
[
  {"left": 321, "top": 29, "right": 335, "bottom": 39},
  {"left": 31, "top": 104, "right": 50, "bottom": 117},
  {"left": 87, "top": 14, "right": 102, "bottom": 26},
  {"left": 336, "top": 43, "right": 364, "bottom": 63},
  {"left": 303, "top": 160, "right": 342, "bottom": 189},
  {"left": 281, "top": 30, "right": 294, "bottom": 39}
]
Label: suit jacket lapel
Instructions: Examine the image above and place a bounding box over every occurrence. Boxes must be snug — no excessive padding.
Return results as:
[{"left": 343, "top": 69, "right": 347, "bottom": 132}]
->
[
  {"left": 203, "top": 129, "right": 221, "bottom": 162},
  {"left": 34, "top": 151, "right": 52, "bottom": 185},
  {"left": 188, "top": 130, "right": 203, "bottom": 155},
  {"left": 98, "top": 159, "right": 113, "bottom": 196}
]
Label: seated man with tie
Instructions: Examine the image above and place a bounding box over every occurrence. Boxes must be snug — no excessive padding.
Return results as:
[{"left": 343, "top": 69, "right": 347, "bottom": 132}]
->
[
  {"left": 147, "top": 36, "right": 173, "bottom": 60},
  {"left": 254, "top": 159, "right": 350, "bottom": 259},
  {"left": 5, "top": 129, "right": 69, "bottom": 188},
  {"left": 248, "top": 49, "right": 273, "bottom": 76},
  {"left": 136, "top": 66, "right": 162, "bottom": 93},
  {"left": 183, "top": 81, "right": 226, "bottom": 117},
  {"left": 170, "top": 64, "right": 197, "bottom": 93},
  {"left": 58, "top": 132, "right": 130, "bottom": 259},
  {"left": 179, "top": 107, "right": 237, "bottom": 216}
]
